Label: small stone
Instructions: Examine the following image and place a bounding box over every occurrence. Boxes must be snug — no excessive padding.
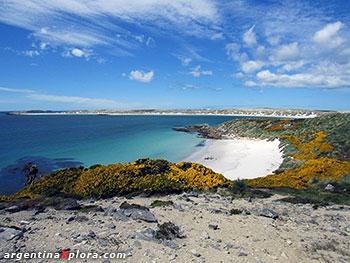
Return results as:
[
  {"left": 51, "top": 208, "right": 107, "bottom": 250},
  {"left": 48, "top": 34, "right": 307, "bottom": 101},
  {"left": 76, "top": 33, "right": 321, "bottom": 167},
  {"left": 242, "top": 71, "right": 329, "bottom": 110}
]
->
[
  {"left": 87, "top": 230, "right": 96, "bottom": 239},
  {"left": 106, "top": 224, "right": 116, "bottom": 229},
  {"left": 325, "top": 184, "right": 335, "bottom": 191},
  {"left": 286, "top": 240, "right": 293, "bottom": 245},
  {"left": 134, "top": 240, "right": 142, "bottom": 247},
  {"left": 260, "top": 208, "right": 279, "bottom": 219},
  {"left": 238, "top": 252, "right": 248, "bottom": 257},
  {"left": 191, "top": 249, "right": 201, "bottom": 257},
  {"left": 168, "top": 254, "right": 177, "bottom": 260},
  {"left": 208, "top": 224, "right": 219, "bottom": 230},
  {"left": 201, "top": 231, "right": 210, "bottom": 239}
]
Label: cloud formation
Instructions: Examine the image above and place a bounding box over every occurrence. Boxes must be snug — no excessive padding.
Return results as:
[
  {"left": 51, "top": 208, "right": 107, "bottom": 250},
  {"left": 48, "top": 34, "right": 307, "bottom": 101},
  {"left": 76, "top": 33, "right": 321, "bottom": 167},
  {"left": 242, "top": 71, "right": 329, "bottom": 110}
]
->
[
  {"left": 129, "top": 70, "right": 154, "bottom": 83},
  {"left": 189, "top": 65, "right": 213, "bottom": 77},
  {"left": 0, "top": 87, "right": 35, "bottom": 93},
  {"left": 0, "top": 0, "right": 219, "bottom": 54}
]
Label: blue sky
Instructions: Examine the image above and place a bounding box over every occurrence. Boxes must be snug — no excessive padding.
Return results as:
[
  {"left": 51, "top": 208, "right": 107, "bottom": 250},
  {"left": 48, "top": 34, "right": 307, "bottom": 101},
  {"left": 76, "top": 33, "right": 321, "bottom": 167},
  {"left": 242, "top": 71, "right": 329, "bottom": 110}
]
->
[{"left": 0, "top": 0, "right": 350, "bottom": 111}]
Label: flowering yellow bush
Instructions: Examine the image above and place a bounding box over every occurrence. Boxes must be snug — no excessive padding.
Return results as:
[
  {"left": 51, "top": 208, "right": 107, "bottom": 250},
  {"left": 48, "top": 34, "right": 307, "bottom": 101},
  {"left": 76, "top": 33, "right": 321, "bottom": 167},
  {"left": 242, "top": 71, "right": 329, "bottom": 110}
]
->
[
  {"left": 247, "top": 157, "right": 350, "bottom": 189},
  {"left": 281, "top": 131, "right": 334, "bottom": 160},
  {"left": 1, "top": 159, "right": 230, "bottom": 201}
]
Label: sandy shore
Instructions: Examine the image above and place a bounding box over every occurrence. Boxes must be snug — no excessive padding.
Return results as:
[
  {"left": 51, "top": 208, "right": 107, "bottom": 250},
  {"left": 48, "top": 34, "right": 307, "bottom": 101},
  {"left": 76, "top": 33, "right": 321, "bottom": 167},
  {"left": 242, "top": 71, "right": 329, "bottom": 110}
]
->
[{"left": 184, "top": 139, "right": 283, "bottom": 180}]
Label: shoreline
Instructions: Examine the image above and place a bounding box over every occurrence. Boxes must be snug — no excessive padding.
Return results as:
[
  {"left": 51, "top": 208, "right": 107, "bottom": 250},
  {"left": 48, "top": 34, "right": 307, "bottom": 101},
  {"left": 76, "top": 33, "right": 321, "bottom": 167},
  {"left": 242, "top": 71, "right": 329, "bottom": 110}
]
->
[
  {"left": 8, "top": 112, "right": 317, "bottom": 119},
  {"left": 184, "top": 138, "right": 283, "bottom": 180}
]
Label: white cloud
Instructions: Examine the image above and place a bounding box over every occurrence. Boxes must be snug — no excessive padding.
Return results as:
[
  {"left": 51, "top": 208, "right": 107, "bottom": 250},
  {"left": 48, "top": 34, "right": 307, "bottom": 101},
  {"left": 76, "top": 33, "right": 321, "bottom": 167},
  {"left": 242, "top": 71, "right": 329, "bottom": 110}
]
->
[
  {"left": 129, "top": 70, "right": 154, "bottom": 83},
  {"left": 225, "top": 43, "right": 241, "bottom": 61},
  {"left": 62, "top": 48, "right": 93, "bottom": 59},
  {"left": 0, "top": 87, "right": 35, "bottom": 93},
  {"left": 135, "top": 35, "right": 144, "bottom": 43},
  {"left": 267, "top": 36, "right": 281, "bottom": 46},
  {"left": 0, "top": 0, "right": 219, "bottom": 54},
  {"left": 241, "top": 60, "right": 264, "bottom": 73},
  {"left": 313, "top": 21, "right": 345, "bottom": 48},
  {"left": 146, "top": 37, "right": 156, "bottom": 48},
  {"left": 23, "top": 50, "right": 40, "bottom": 57},
  {"left": 210, "top": 32, "right": 224, "bottom": 40},
  {"left": 270, "top": 42, "right": 299, "bottom": 62},
  {"left": 243, "top": 25, "right": 257, "bottom": 47},
  {"left": 71, "top": 48, "right": 85, "bottom": 57},
  {"left": 280, "top": 61, "right": 306, "bottom": 72},
  {"left": 244, "top": 80, "right": 257, "bottom": 87},
  {"left": 232, "top": 72, "right": 244, "bottom": 78},
  {"left": 180, "top": 57, "right": 192, "bottom": 66},
  {"left": 256, "top": 69, "right": 350, "bottom": 88},
  {"left": 28, "top": 94, "right": 125, "bottom": 108},
  {"left": 40, "top": 42, "right": 48, "bottom": 50},
  {"left": 189, "top": 65, "right": 213, "bottom": 77}
]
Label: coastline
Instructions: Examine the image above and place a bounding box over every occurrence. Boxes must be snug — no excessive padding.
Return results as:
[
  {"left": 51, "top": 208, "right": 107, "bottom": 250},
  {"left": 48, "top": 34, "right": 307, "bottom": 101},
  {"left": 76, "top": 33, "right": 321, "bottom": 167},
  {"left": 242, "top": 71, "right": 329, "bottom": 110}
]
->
[
  {"left": 8, "top": 112, "right": 318, "bottom": 119},
  {"left": 184, "top": 138, "right": 283, "bottom": 180}
]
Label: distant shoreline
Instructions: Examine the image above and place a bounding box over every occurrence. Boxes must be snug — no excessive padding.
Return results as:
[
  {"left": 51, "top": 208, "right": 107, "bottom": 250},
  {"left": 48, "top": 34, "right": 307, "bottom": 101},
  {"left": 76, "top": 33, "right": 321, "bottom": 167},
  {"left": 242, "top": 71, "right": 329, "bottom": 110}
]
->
[{"left": 7, "top": 110, "right": 324, "bottom": 119}]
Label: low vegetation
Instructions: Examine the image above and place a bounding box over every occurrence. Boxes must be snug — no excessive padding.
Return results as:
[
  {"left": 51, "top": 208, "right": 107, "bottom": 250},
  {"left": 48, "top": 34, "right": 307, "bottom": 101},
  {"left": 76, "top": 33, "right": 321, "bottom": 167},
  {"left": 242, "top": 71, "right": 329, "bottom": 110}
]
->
[{"left": 1, "top": 158, "right": 230, "bottom": 201}]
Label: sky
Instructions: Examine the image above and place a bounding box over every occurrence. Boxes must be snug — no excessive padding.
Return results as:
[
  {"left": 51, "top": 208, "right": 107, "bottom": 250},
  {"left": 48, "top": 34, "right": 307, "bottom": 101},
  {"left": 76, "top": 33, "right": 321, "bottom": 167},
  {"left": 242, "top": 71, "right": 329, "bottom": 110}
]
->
[{"left": 0, "top": 0, "right": 350, "bottom": 111}]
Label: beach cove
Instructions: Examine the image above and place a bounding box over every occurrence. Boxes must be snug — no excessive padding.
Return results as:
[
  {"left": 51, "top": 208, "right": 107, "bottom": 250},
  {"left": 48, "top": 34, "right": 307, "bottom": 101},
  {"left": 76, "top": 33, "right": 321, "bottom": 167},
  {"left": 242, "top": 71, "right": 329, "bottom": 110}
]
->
[{"left": 185, "top": 138, "right": 283, "bottom": 180}]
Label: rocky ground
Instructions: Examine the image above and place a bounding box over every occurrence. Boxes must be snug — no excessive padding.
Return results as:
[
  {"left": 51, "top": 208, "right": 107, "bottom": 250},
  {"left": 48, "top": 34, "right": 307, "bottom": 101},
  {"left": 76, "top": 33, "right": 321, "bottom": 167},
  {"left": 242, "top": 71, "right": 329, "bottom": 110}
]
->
[{"left": 1, "top": 193, "right": 350, "bottom": 263}]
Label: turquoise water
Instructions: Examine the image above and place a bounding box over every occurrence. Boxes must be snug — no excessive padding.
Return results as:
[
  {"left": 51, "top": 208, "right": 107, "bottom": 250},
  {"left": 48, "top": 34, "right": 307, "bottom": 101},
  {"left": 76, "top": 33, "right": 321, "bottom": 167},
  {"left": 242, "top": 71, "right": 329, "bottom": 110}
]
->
[{"left": 0, "top": 113, "right": 239, "bottom": 195}]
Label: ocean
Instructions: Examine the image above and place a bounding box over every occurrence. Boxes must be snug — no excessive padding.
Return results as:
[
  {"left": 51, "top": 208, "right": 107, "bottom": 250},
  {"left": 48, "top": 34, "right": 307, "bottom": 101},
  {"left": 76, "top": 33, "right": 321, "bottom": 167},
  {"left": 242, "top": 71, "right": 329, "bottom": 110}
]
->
[{"left": 0, "top": 113, "right": 240, "bottom": 195}]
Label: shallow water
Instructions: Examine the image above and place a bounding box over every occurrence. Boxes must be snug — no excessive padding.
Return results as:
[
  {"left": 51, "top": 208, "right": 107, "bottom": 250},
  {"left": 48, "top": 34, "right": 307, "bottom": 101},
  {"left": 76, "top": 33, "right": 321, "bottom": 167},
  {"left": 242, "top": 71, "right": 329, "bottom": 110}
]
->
[{"left": 0, "top": 113, "right": 239, "bottom": 195}]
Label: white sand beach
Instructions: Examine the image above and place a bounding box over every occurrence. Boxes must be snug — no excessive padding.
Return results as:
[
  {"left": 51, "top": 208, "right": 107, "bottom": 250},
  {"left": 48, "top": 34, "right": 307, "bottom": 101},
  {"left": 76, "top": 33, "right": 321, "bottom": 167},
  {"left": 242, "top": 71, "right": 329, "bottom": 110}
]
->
[{"left": 184, "top": 139, "right": 283, "bottom": 180}]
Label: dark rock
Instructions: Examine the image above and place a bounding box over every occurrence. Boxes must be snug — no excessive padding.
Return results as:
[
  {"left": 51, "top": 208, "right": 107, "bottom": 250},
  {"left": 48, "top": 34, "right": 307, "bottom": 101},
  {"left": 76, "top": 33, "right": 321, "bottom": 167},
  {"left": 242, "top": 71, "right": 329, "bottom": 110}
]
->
[
  {"left": 173, "top": 203, "right": 184, "bottom": 212},
  {"left": 55, "top": 199, "right": 81, "bottom": 210},
  {"left": 163, "top": 240, "right": 180, "bottom": 250},
  {"left": 74, "top": 215, "right": 89, "bottom": 222},
  {"left": 186, "top": 192, "right": 199, "bottom": 198},
  {"left": 0, "top": 227, "right": 23, "bottom": 242},
  {"left": 4, "top": 206, "right": 22, "bottom": 213},
  {"left": 224, "top": 243, "right": 239, "bottom": 250},
  {"left": 174, "top": 124, "right": 223, "bottom": 139},
  {"left": 93, "top": 206, "right": 104, "bottom": 212},
  {"left": 22, "top": 163, "right": 39, "bottom": 186},
  {"left": 155, "top": 222, "right": 183, "bottom": 240},
  {"left": 129, "top": 228, "right": 157, "bottom": 242},
  {"left": 105, "top": 224, "right": 116, "bottom": 229},
  {"left": 116, "top": 202, "right": 157, "bottom": 223},
  {"left": 209, "top": 224, "right": 219, "bottom": 230},
  {"left": 34, "top": 207, "right": 46, "bottom": 215},
  {"left": 238, "top": 252, "right": 248, "bottom": 257},
  {"left": 260, "top": 208, "right": 279, "bottom": 219},
  {"left": 128, "top": 209, "right": 157, "bottom": 223},
  {"left": 190, "top": 249, "right": 201, "bottom": 257},
  {"left": 87, "top": 230, "right": 96, "bottom": 239},
  {"left": 104, "top": 206, "right": 117, "bottom": 216}
]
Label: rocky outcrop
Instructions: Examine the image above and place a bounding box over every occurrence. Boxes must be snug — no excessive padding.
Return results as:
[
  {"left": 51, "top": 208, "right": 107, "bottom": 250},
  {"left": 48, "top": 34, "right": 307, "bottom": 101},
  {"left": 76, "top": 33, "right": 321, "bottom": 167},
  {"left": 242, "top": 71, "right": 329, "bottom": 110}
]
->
[{"left": 173, "top": 124, "right": 224, "bottom": 139}]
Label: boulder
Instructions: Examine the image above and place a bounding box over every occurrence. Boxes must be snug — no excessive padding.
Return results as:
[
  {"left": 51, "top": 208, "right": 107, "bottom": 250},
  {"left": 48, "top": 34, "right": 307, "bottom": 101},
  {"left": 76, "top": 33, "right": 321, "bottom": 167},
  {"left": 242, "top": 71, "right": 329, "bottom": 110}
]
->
[
  {"left": 0, "top": 227, "right": 22, "bottom": 242},
  {"left": 55, "top": 199, "right": 81, "bottom": 210}
]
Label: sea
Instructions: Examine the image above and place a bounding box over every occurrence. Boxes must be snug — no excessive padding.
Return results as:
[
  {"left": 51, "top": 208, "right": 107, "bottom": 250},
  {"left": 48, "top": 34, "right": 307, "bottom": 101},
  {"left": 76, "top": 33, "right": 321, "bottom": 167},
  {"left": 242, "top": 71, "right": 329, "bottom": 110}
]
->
[{"left": 0, "top": 113, "right": 243, "bottom": 195}]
